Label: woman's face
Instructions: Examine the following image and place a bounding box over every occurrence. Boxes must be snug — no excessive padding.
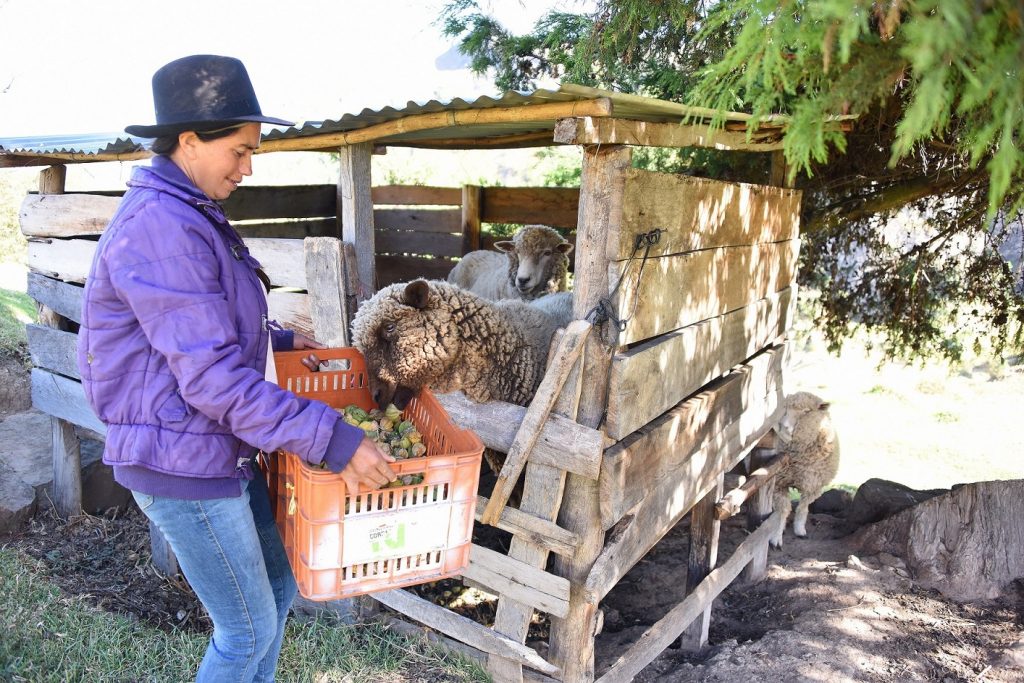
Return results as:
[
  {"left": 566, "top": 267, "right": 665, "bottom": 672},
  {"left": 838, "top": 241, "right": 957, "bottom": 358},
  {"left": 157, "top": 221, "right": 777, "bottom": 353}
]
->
[{"left": 176, "top": 123, "right": 261, "bottom": 201}]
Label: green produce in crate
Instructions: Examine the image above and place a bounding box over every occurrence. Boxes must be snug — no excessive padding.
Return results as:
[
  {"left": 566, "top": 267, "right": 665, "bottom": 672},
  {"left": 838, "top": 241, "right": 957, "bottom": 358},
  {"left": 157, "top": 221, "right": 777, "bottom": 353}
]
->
[{"left": 337, "top": 403, "right": 426, "bottom": 468}]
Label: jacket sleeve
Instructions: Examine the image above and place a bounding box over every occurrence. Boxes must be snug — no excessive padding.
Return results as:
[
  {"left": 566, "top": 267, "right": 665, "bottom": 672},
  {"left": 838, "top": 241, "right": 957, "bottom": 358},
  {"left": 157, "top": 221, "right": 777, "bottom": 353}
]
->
[{"left": 103, "top": 204, "right": 362, "bottom": 468}]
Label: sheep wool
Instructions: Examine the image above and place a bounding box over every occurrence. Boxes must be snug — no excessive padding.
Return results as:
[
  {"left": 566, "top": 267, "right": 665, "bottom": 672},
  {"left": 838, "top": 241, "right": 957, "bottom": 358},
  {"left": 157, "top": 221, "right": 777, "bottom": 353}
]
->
[
  {"left": 351, "top": 280, "right": 571, "bottom": 409},
  {"left": 447, "top": 224, "right": 572, "bottom": 301},
  {"left": 770, "top": 391, "right": 841, "bottom": 548}
]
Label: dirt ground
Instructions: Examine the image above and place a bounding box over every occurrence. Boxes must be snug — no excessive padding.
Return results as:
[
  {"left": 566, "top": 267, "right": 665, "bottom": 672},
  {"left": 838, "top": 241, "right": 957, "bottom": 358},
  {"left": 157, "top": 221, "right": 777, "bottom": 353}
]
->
[{"left": 3, "top": 495, "right": 1022, "bottom": 682}]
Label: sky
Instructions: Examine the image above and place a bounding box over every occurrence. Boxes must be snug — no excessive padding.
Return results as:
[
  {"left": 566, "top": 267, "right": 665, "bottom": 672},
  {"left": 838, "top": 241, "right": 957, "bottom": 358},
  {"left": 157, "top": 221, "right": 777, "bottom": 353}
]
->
[{"left": 0, "top": 0, "right": 587, "bottom": 138}]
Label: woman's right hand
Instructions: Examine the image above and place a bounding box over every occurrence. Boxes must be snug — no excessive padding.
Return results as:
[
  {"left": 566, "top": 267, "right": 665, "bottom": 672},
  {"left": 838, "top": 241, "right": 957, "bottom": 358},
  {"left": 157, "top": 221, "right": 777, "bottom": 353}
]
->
[{"left": 339, "top": 437, "right": 397, "bottom": 492}]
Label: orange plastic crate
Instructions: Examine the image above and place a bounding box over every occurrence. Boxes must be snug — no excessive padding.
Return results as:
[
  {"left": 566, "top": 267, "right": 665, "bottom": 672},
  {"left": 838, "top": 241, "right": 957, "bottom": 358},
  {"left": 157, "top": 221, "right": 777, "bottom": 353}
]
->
[{"left": 267, "top": 347, "right": 484, "bottom": 601}]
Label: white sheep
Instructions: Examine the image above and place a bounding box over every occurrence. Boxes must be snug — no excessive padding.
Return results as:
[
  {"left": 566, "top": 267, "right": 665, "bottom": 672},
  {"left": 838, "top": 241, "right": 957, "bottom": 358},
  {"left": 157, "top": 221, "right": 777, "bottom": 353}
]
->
[
  {"left": 447, "top": 224, "right": 573, "bottom": 301},
  {"left": 351, "top": 279, "right": 573, "bottom": 410},
  {"left": 770, "top": 391, "right": 841, "bottom": 548}
]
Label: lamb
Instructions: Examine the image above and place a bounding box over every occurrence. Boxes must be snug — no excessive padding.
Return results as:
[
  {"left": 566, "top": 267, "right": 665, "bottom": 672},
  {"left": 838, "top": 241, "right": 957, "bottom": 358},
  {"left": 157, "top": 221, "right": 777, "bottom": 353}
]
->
[
  {"left": 351, "top": 279, "right": 573, "bottom": 410},
  {"left": 447, "top": 224, "right": 573, "bottom": 301},
  {"left": 770, "top": 391, "right": 841, "bottom": 548}
]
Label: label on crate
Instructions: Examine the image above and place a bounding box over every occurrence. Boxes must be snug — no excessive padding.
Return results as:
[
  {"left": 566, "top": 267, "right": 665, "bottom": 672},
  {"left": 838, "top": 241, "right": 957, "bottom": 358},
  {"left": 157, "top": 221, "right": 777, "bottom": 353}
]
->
[{"left": 342, "top": 505, "right": 452, "bottom": 565}]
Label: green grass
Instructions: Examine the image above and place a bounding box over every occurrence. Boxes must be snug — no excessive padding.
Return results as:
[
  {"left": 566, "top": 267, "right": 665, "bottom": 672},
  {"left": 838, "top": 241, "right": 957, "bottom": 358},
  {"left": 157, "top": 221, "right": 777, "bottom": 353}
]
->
[
  {"left": 0, "top": 548, "right": 489, "bottom": 682},
  {"left": 790, "top": 328, "right": 1024, "bottom": 492},
  {"left": 0, "top": 288, "right": 35, "bottom": 364}
]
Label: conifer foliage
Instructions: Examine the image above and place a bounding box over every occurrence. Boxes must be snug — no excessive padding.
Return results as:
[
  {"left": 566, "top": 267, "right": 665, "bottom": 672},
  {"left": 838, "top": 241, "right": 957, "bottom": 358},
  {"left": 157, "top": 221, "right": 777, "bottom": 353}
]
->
[{"left": 440, "top": 0, "right": 1024, "bottom": 361}]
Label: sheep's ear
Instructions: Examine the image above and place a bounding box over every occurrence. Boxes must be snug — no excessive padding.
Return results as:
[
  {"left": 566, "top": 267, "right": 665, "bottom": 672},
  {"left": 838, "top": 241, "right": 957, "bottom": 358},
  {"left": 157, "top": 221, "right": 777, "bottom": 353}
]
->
[
  {"left": 556, "top": 242, "right": 574, "bottom": 255},
  {"left": 818, "top": 401, "right": 830, "bottom": 411},
  {"left": 402, "top": 280, "right": 431, "bottom": 310},
  {"left": 494, "top": 241, "right": 515, "bottom": 253}
]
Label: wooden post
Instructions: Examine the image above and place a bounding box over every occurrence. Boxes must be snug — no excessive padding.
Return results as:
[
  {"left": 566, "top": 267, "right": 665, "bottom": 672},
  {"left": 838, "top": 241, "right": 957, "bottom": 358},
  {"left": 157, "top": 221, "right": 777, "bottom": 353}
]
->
[
  {"left": 303, "top": 237, "right": 352, "bottom": 346},
  {"left": 548, "top": 144, "right": 631, "bottom": 683},
  {"left": 149, "top": 519, "right": 179, "bottom": 576},
  {"left": 337, "top": 143, "right": 375, "bottom": 300},
  {"left": 34, "top": 164, "right": 84, "bottom": 519},
  {"left": 741, "top": 446, "right": 777, "bottom": 584},
  {"left": 679, "top": 472, "right": 724, "bottom": 652},
  {"left": 461, "top": 185, "right": 482, "bottom": 255},
  {"left": 769, "top": 151, "right": 794, "bottom": 189}
]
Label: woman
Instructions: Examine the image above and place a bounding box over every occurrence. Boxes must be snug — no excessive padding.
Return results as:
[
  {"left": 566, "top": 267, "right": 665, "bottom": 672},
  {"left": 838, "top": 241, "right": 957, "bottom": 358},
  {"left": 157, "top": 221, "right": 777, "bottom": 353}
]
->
[{"left": 77, "top": 55, "right": 395, "bottom": 682}]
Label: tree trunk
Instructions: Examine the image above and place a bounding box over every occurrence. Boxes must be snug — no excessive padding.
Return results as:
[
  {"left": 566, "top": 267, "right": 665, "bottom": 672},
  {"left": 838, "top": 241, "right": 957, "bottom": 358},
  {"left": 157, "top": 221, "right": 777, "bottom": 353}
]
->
[{"left": 853, "top": 480, "right": 1024, "bottom": 601}]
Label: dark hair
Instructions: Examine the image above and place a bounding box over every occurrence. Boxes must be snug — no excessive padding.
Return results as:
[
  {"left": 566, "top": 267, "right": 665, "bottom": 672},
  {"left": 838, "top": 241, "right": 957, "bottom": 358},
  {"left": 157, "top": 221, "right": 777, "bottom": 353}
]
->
[{"left": 149, "top": 124, "right": 247, "bottom": 155}]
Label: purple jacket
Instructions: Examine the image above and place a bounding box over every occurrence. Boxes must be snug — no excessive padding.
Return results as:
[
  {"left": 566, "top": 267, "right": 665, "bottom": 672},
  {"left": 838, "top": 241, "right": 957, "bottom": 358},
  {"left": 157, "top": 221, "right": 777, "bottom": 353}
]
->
[{"left": 78, "top": 155, "right": 362, "bottom": 499}]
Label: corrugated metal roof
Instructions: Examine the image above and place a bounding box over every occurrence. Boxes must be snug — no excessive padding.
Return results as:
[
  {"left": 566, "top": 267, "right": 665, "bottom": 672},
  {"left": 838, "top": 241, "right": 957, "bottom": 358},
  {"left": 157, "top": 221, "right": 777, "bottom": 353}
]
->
[{"left": 0, "top": 84, "right": 773, "bottom": 165}]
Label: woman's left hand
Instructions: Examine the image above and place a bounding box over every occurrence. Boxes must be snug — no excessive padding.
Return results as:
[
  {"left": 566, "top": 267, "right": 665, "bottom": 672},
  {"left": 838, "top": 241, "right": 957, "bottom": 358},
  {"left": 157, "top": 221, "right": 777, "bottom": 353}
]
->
[{"left": 293, "top": 333, "right": 326, "bottom": 371}]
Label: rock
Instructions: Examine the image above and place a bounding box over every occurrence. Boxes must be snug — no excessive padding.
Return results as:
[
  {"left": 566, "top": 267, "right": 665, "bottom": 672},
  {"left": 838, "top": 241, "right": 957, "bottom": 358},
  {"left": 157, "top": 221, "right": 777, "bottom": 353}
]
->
[
  {"left": 0, "top": 410, "right": 54, "bottom": 533},
  {"left": 846, "top": 555, "right": 872, "bottom": 571},
  {"left": 853, "top": 480, "right": 1024, "bottom": 601},
  {"left": 875, "top": 552, "right": 906, "bottom": 569},
  {"left": 848, "top": 478, "right": 948, "bottom": 526},
  {"left": 808, "top": 488, "right": 853, "bottom": 515}
]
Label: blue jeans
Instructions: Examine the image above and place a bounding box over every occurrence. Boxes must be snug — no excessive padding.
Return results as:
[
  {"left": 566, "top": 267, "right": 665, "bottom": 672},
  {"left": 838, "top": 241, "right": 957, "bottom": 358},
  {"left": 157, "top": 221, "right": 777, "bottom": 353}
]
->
[{"left": 132, "top": 475, "right": 298, "bottom": 683}]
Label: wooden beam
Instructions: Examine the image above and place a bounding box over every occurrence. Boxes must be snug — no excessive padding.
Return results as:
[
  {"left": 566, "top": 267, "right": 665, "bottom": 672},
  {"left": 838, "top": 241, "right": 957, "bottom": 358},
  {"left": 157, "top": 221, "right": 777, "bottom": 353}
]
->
[
  {"left": 584, "top": 401, "right": 780, "bottom": 603},
  {"left": 715, "top": 451, "right": 790, "bottom": 520},
  {"left": 27, "top": 272, "right": 83, "bottom": 323},
  {"left": 548, "top": 144, "right": 632, "bottom": 683},
  {"left": 0, "top": 151, "right": 152, "bottom": 167},
  {"left": 480, "top": 187, "right": 580, "bottom": 231},
  {"left": 595, "top": 509, "right": 785, "bottom": 683},
  {"left": 38, "top": 165, "right": 66, "bottom": 194},
  {"left": 27, "top": 324, "right": 78, "bottom": 378},
  {"left": 434, "top": 392, "right": 603, "bottom": 480},
  {"left": 481, "top": 320, "right": 591, "bottom": 525},
  {"left": 462, "top": 544, "right": 571, "bottom": 618},
  {"left": 680, "top": 473, "right": 724, "bottom": 652},
  {"left": 741, "top": 447, "right": 779, "bottom": 584},
  {"left": 371, "top": 185, "right": 461, "bottom": 206},
  {"left": 615, "top": 168, "right": 801, "bottom": 260},
  {"left": 611, "top": 239, "right": 800, "bottom": 346},
  {"left": 601, "top": 344, "right": 785, "bottom": 528},
  {"left": 605, "top": 286, "right": 794, "bottom": 440},
  {"left": 553, "top": 117, "right": 785, "bottom": 151},
  {"left": 338, "top": 143, "right": 375, "bottom": 299},
  {"left": 461, "top": 185, "right": 482, "bottom": 255},
  {"left": 473, "top": 496, "right": 579, "bottom": 558},
  {"left": 488, "top": 332, "right": 583, "bottom": 682},
  {"left": 260, "top": 99, "right": 613, "bottom": 152},
  {"left": 374, "top": 208, "right": 461, "bottom": 233},
  {"left": 370, "top": 588, "right": 560, "bottom": 677}
]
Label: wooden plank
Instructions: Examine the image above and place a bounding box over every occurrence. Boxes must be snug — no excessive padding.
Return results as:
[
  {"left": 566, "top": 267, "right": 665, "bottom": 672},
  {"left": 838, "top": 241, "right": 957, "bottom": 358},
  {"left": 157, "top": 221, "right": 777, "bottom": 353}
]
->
[
  {"left": 374, "top": 208, "right": 461, "bottom": 233},
  {"left": 20, "top": 194, "right": 119, "bottom": 237},
  {"left": 434, "top": 392, "right": 603, "bottom": 480},
  {"left": 585, "top": 397, "right": 782, "bottom": 603},
  {"left": 149, "top": 520, "right": 180, "bottom": 576},
  {"left": 339, "top": 143, "right": 376, "bottom": 298},
  {"left": 31, "top": 368, "right": 106, "bottom": 435},
  {"left": 27, "top": 272, "right": 83, "bottom": 323},
  {"left": 680, "top": 474, "right": 723, "bottom": 652},
  {"left": 741, "top": 447, "right": 779, "bottom": 584},
  {"left": 480, "top": 187, "right": 580, "bottom": 230},
  {"left": 612, "top": 240, "right": 799, "bottom": 346},
  {"left": 474, "top": 496, "right": 578, "bottom": 558},
  {"left": 482, "top": 320, "right": 590, "bottom": 525},
  {"left": 615, "top": 168, "right": 801, "bottom": 260},
  {"left": 51, "top": 416, "right": 82, "bottom": 517},
  {"left": 461, "top": 185, "right": 482, "bottom": 255},
  {"left": 259, "top": 99, "right": 613, "bottom": 152},
  {"left": 372, "top": 185, "right": 461, "bottom": 206},
  {"left": 303, "top": 238, "right": 349, "bottom": 346},
  {"left": 375, "top": 254, "right": 456, "bottom": 288},
  {"left": 371, "top": 588, "right": 560, "bottom": 677},
  {"left": 462, "top": 544, "right": 571, "bottom": 618},
  {"left": 606, "top": 286, "right": 794, "bottom": 440},
  {"left": 375, "top": 229, "right": 462, "bottom": 257},
  {"left": 595, "top": 509, "right": 785, "bottom": 683},
  {"left": 481, "top": 232, "right": 577, "bottom": 255},
  {"left": 601, "top": 345, "right": 785, "bottom": 528},
  {"left": 234, "top": 218, "right": 337, "bottom": 239},
  {"left": 220, "top": 184, "right": 336, "bottom": 221},
  {"left": 553, "top": 116, "right": 786, "bottom": 152},
  {"left": 548, "top": 144, "right": 632, "bottom": 683},
  {"left": 27, "top": 237, "right": 309, "bottom": 289},
  {"left": 27, "top": 324, "right": 78, "bottom": 379}
]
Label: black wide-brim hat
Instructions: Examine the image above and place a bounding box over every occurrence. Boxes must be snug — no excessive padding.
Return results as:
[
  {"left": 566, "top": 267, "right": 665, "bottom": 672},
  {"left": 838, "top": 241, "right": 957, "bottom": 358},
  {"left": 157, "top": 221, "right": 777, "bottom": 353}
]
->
[{"left": 125, "top": 54, "right": 294, "bottom": 138}]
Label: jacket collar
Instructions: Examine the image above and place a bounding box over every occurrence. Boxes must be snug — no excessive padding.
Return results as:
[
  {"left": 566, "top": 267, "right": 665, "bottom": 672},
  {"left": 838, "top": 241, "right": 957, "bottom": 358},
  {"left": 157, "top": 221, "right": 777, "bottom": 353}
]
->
[{"left": 128, "top": 155, "right": 227, "bottom": 223}]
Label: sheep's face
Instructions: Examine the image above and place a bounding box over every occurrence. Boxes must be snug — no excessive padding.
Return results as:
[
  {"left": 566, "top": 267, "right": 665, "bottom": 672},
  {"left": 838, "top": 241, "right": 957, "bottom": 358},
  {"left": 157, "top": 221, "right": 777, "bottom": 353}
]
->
[
  {"left": 777, "top": 392, "right": 832, "bottom": 446},
  {"left": 352, "top": 280, "right": 461, "bottom": 409},
  {"left": 495, "top": 226, "right": 573, "bottom": 298}
]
